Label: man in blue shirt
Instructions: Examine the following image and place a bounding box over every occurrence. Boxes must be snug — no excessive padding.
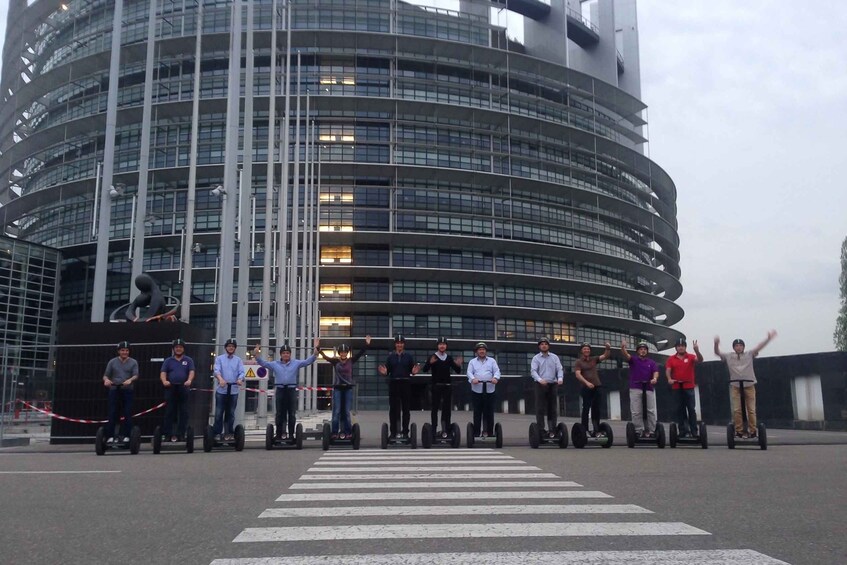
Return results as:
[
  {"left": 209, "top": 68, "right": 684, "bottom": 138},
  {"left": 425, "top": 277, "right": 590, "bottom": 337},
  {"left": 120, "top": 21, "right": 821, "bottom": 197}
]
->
[
  {"left": 467, "top": 342, "right": 501, "bottom": 437},
  {"left": 377, "top": 335, "right": 420, "bottom": 439},
  {"left": 159, "top": 338, "right": 196, "bottom": 442},
  {"left": 254, "top": 338, "right": 320, "bottom": 440},
  {"left": 213, "top": 338, "right": 245, "bottom": 441}
]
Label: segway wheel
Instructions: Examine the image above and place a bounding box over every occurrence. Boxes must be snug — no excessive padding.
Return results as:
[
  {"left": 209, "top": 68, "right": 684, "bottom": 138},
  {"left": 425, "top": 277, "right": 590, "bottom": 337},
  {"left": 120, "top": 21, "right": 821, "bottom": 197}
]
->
[
  {"left": 129, "top": 426, "right": 141, "bottom": 455},
  {"left": 656, "top": 423, "right": 666, "bottom": 449},
  {"left": 726, "top": 423, "right": 735, "bottom": 449},
  {"left": 380, "top": 422, "right": 389, "bottom": 449},
  {"left": 95, "top": 426, "right": 106, "bottom": 456},
  {"left": 410, "top": 423, "right": 418, "bottom": 449},
  {"left": 203, "top": 426, "right": 214, "bottom": 452},
  {"left": 295, "top": 423, "right": 304, "bottom": 450},
  {"left": 758, "top": 423, "right": 767, "bottom": 450},
  {"left": 265, "top": 424, "right": 274, "bottom": 450},
  {"left": 528, "top": 423, "right": 540, "bottom": 449},
  {"left": 626, "top": 422, "right": 636, "bottom": 449},
  {"left": 421, "top": 423, "right": 432, "bottom": 449},
  {"left": 571, "top": 422, "right": 587, "bottom": 449},
  {"left": 556, "top": 422, "right": 568, "bottom": 449},
  {"left": 600, "top": 422, "right": 613, "bottom": 448},
  {"left": 669, "top": 422, "right": 678, "bottom": 448},
  {"left": 322, "top": 422, "right": 331, "bottom": 451},
  {"left": 494, "top": 423, "right": 503, "bottom": 448},
  {"left": 466, "top": 422, "right": 475, "bottom": 448},
  {"left": 352, "top": 423, "right": 361, "bottom": 450},
  {"left": 186, "top": 426, "right": 195, "bottom": 453},
  {"left": 450, "top": 423, "right": 461, "bottom": 449},
  {"left": 152, "top": 425, "right": 162, "bottom": 455},
  {"left": 234, "top": 425, "right": 245, "bottom": 452},
  {"left": 698, "top": 422, "right": 708, "bottom": 449}
]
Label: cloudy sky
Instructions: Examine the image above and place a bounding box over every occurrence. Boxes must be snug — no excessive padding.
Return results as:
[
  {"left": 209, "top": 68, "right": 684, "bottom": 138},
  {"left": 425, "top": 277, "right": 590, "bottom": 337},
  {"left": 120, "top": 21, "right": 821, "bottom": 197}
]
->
[{"left": 0, "top": 1, "right": 844, "bottom": 357}]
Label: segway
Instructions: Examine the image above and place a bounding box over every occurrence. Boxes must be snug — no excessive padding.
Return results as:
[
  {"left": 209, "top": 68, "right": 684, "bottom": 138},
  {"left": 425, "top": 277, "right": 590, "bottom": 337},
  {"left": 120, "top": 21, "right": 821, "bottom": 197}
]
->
[
  {"left": 466, "top": 382, "right": 503, "bottom": 448},
  {"left": 380, "top": 378, "right": 417, "bottom": 449},
  {"left": 625, "top": 382, "right": 666, "bottom": 449},
  {"left": 265, "top": 422, "right": 304, "bottom": 450},
  {"left": 726, "top": 380, "right": 767, "bottom": 450},
  {"left": 152, "top": 424, "right": 194, "bottom": 454},
  {"left": 668, "top": 388, "right": 708, "bottom": 448},
  {"left": 570, "top": 386, "right": 613, "bottom": 448},
  {"left": 421, "top": 422, "right": 461, "bottom": 449},
  {"left": 528, "top": 422, "right": 568, "bottom": 449},
  {"left": 322, "top": 384, "right": 361, "bottom": 450},
  {"left": 203, "top": 383, "right": 245, "bottom": 452},
  {"left": 95, "top": 384, "right": 141, "bottom": 455}
]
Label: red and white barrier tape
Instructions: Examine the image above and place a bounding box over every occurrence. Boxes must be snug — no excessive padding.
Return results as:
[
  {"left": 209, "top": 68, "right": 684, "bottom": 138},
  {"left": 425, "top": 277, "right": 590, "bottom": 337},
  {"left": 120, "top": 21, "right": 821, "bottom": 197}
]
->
[
  {"left": 17, "top": 399, "right": 166, "bottom": 425},
  {"left": 194, "top": 386, "right": 333, "bottom": 395}
]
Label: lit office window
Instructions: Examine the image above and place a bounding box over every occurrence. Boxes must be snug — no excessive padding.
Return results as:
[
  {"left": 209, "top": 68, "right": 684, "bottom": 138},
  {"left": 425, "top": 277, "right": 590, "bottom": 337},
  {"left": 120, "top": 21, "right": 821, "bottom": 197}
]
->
[{"left": 320, "top": 246, "right": 352, "bottom": 264}]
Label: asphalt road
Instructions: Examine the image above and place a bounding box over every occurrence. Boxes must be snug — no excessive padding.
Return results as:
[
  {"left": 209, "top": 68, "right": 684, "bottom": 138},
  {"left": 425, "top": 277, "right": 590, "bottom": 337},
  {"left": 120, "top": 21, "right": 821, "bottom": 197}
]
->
[{"left": 1, "top": 412, "right": 845, "bottom": 565}]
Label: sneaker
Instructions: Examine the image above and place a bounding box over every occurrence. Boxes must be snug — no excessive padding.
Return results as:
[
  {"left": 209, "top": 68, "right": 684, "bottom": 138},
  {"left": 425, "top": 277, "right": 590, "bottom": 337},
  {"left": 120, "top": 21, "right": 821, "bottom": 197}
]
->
[
  {"left": 596, "top": 431, "right": 606, "bottom": 438},
  {"left": 441, "top": 432, "right": 448, "bottom": 439},
  {"left": 331, "top": 434, "right": 339, "bottom": 440},
  {"left": 587, "top": 431, "right": 596, "bottom": 438},
  {"left": 647, "top": 432, "right": 655, "bottom": 438},
  {"left": 281, "top": 434, "right": 288, "bottom": 441},
  {"left": 170, "top": 435, "right": 178, "bottom": 443},
  {"left": 735, "top": 432, "right": 744, "bottom": 438},
  {"left": 106, "top": 437, "right": 115, "bottom": 444},
  {"left": 122, "top": 437, "right": 130, "bottom": 443},
  {"left": 749, "top": 431, "right": 758, "bottom": 439},
  {"left": 548, "top": 431, "right": 556, "bottom": 439}
]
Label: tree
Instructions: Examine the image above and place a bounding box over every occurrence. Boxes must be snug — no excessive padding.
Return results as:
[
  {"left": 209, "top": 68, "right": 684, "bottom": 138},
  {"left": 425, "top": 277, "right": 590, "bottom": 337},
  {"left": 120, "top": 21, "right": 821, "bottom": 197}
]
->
[{"left": 835, "top": 236, "right": 847, "bottom": 351}]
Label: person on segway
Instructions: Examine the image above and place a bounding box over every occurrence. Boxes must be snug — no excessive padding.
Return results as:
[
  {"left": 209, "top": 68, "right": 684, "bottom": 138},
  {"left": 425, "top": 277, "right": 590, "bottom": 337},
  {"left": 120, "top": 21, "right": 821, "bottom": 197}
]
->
[
  {"left": 665, "top": 337, "right": 704, "bottom": 438},
  {"left": 212, "top": 338, "right": 245, "bottom": 443},
  {"left": 621, "top": 340, "right": 659, "bottom": 438},
  {"left": 714, "top": 330, "right": 777, "bottom": 439},
  {"left": 467, "top": 342, "right": 500, "bottom": 438},
  {"left": 254, "top": 338, "right": 320, "bottom": 442},
  {"left": 102, "top": 341, "right": 140, "bottom": 444},
  {"left": 421, "top": 337, "right": 464, "bottom": 440},
  {"left": 319, "top": 336, "right": 371, "bottom": 439},
  {"left": 531, "top": 337, "right": 564, "bottom": 439},
  {"left": 160, "top": 338, "right": 196, "bottom": 442},
  {"left": 378, "top": 335, "right": 420, "bottom": 440},
  {"left": 574, "top": 342, "right": 612, "bottom": 438}
]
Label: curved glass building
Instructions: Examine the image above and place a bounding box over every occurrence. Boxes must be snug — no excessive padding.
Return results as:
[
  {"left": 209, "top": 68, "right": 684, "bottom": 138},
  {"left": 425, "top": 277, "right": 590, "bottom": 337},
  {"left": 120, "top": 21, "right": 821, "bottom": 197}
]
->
[{"left": 1, "top": 0, "right": 683, "bottom": 404}]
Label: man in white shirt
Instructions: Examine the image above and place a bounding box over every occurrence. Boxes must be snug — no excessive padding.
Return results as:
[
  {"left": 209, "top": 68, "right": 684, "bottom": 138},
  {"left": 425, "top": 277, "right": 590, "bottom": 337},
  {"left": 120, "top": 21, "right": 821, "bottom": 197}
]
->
[{"left": 467, "top": 342, "right": 500, "bottom": 437}]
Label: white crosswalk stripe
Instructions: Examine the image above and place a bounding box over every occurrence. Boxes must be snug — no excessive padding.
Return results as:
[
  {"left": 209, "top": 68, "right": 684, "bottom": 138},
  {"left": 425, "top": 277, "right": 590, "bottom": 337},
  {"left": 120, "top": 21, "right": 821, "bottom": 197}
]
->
[{"left": 215, "top": 448, "right": 787, "bottom": 564}]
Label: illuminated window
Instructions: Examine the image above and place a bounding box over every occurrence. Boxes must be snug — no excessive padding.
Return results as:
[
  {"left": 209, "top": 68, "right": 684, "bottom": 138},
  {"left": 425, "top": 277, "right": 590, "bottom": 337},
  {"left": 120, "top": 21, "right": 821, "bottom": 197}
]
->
[
  {"left": 320, "top": 246, "right": 352, "bottom": 264},
  {"left": 320, "top": 316, "right": 352, "bottom": 337},
  {"left": 320, "top": 284, "right": 352, "bottom": 300}
]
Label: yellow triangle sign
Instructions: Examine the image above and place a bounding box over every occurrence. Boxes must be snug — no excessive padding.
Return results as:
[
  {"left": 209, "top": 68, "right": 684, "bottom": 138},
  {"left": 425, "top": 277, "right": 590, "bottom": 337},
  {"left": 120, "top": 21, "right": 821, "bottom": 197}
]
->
[{"left": 245, "top": 367, "right": 255, "bottom": 378}]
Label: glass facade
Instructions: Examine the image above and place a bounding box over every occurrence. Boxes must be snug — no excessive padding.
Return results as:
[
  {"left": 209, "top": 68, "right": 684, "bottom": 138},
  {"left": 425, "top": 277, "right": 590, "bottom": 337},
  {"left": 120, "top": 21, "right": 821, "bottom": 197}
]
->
[{"left": 0, "top": 0, "right": 683, "bottom": 393}]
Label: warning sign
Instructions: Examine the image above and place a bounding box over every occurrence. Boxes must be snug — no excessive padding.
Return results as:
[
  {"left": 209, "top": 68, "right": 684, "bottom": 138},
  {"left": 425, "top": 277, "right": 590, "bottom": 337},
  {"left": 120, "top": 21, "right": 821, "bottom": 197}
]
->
[
  {"left": 246, "top": 367, "right": 256, "bottom": 379},
  {"left": 244, "top": 361, "right": 266, "bottom": 380}
]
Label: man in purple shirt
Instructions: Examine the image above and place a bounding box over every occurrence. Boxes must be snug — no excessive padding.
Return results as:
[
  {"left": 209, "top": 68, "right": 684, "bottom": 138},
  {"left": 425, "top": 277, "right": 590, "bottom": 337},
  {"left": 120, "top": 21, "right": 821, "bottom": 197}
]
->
[{"left": 621, "top": 340, "right": 659, "bottom": 438}]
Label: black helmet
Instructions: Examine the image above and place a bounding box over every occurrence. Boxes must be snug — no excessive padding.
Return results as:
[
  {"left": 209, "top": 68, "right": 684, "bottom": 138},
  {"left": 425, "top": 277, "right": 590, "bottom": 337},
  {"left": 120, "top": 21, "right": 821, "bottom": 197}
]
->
[
  {"left": 337, "top": 344, "right": 351, "bottom": 353},
  {"left": 172, "top": 338, "right": 186, "bottom": 347},
  {"left": 675, "top": 338, "right": 687, "bottom": 347},
  {"left": 636, "top": 341, "right": 649, "bottom": 350},
  {"left": 436, "top": 336, "right": 448, "bottom": 346},
  {"left": 537, "top": 337, "right": 550, "bottom": 346},
  {"left": 117, "top": 341, "right": 130, "bottom": 350},
  {"left": 475, "top": 342, "right": 487, "bottom": 351},
  {"left": 732, "top": 338, "right": 745, "bottom": 348},
  {"left": 394, "top": 334, "right": 406, "bottom": 343},
  {"left": 224, "top": 338, "right": 237, "bottom": 348},
  {"left": 579, "top": 342, "right": 592, "bottom": 350},
  {"left": 279, "top": 343, "right": 291, "bottom": 353}
]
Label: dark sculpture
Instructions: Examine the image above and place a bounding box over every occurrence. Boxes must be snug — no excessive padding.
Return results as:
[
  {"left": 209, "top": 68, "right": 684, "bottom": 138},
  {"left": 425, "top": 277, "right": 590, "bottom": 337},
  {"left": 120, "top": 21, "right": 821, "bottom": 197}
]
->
[{"left": 109, "top": 273, "right": 179, "bottom": 322}]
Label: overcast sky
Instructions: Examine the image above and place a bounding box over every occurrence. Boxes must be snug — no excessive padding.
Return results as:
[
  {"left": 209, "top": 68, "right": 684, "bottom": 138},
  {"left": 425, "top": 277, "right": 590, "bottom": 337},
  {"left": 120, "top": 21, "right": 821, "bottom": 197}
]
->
[{"left": 0, "top": 1, "right": 844, "bottom": 357}]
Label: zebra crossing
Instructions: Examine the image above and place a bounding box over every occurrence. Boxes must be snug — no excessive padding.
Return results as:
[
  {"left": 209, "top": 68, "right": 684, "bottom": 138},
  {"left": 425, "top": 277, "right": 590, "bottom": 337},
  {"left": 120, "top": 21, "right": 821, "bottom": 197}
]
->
[{"left": 211, "top": 449, "right": 788, "bottom": 564}]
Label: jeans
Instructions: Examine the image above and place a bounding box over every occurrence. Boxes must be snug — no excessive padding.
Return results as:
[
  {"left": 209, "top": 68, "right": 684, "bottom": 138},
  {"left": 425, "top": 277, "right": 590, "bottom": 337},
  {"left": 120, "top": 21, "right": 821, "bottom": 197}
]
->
[
  {"left": 472, "top": 388, "right": 495, "bottom": 436},
  {"left": 675, "top": 388, "right": 698, "bottom": 436},
  {"left": 388, "top": 379, "right": 411, "bottom": 436},
  {"left": 163, "top": 385, "right": 189, "bottom": 438},
  {"left": 629, "top": 387, "right": 657, "bottom": 434},
  {"left": 331, "top": 387, "right": 354, "bottom": 434},
  {"left": 431, "top": 383, "right": 453, "bottom": 432},
  {"left": 731, "top": 384, "right": 757, "bottom": 434},
  {"left": 580, "top": 386, "right": 602, "bottom": 433},
  {"left": 535, "top": 382, "right": 559, "bottom": 431},
  {"left": 106, "top": 386, "right": 134, "bottom": 439},
  {"left": 212, "top": 392, "right": 238, "bottom": 436},
  {"left": 275, "top": 386, "right": 298, "bottom": 437}
]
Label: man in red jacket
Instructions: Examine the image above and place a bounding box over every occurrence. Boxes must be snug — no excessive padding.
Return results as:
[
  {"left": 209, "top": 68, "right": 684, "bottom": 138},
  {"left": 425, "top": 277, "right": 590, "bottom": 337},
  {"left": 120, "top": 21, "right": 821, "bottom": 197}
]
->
[{"left": 665, "top": 337, "right": 704, "bottom": 438}]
